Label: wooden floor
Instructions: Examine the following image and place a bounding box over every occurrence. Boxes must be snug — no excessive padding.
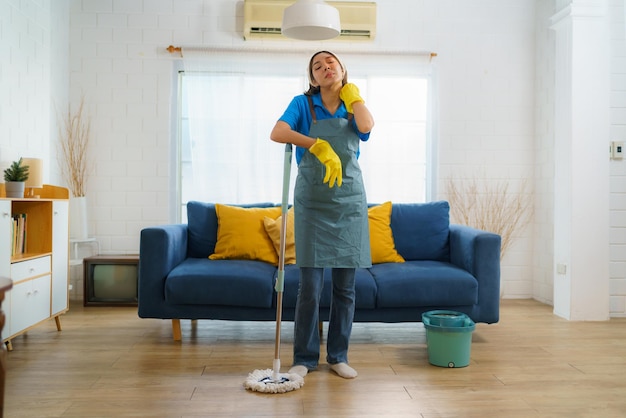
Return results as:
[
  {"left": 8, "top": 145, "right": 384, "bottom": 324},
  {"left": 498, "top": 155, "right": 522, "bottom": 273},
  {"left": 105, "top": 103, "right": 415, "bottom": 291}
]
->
[{"left": 4, "top": 299, "right": 626, "bottom": 417}]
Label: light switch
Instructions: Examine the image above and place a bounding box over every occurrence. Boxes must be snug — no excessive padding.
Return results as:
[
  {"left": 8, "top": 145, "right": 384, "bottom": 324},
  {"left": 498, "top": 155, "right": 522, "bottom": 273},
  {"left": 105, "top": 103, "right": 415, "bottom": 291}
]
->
[{"left": 612, "top": 141, "right": 624, "bottom": 159}]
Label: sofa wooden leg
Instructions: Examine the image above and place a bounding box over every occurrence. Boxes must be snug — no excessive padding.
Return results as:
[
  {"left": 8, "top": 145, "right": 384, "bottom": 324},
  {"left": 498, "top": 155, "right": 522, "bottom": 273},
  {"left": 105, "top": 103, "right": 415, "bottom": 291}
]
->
[
  {"left": 319, "top": 321, "right": 323, "bottom": 338},
  {"left": 172, "top": 319, "right": 182, "bottom": 341}
]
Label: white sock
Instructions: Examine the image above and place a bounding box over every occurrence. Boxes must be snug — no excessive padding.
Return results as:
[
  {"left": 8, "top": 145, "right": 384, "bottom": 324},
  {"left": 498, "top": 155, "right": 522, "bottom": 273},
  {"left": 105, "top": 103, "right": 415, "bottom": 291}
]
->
[
  {"left": 288, "top": 365, "right": 308, "bottom": 377},
  {"left": 330, "top": 363, "right": 358, "bottom": 379}
]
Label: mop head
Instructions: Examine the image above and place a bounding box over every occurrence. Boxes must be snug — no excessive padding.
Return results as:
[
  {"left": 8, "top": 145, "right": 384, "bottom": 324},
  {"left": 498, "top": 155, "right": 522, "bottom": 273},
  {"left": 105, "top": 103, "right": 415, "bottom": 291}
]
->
[{"left": 243, "top": 369, "right": 304, "bottom": 393}]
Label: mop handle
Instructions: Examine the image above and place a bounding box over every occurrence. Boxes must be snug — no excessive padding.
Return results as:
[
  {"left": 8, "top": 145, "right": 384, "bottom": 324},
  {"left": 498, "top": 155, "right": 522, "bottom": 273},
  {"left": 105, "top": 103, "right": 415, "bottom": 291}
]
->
[
  {"left": 275, "top": 143, "right": 292, "bottom": 293},
  {"left": 274, "top": 143, "right": 292, "bottom": 367}
]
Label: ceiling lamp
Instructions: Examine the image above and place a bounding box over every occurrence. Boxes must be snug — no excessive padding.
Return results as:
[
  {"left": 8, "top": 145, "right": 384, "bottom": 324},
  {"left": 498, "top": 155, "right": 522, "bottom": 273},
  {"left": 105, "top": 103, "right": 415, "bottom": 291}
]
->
[{"left": 281, "top": 0, "right": 341, "bottom": 41}]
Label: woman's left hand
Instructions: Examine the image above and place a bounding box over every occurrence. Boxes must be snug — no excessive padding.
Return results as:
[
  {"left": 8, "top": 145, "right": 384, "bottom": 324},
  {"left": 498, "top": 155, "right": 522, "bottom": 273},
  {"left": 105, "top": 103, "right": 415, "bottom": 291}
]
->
[{"left": 340, "top": 83, "right": 364, "bottom": 114}]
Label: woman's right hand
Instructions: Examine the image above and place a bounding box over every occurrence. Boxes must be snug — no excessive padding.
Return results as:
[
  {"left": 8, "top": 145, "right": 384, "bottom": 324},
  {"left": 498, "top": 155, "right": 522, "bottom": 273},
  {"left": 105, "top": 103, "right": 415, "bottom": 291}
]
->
[{"left": 308, "top": 138, "right": 342, "bottom": 188}]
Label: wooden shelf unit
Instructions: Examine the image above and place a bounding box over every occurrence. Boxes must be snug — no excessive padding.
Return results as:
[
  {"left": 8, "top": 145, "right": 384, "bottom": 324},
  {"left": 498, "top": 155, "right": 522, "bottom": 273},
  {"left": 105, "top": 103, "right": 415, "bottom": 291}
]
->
[{"left": 0, "top": 184, "right": 70, "bottom": 351}]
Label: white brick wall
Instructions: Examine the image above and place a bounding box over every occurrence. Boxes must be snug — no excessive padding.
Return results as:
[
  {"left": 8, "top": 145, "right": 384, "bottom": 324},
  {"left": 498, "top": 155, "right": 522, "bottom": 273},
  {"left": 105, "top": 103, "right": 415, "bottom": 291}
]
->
[
  {"left": 434, "top": 1, "right": 536, "bottom": 298},
  {"left": 609, "top": 0, "right": 626, "bottom": 316},
  {"left": 0, "top": 0, "right": 52, "bottom": 169},
  {"left": 69, "top": 0, "right": 180, "bottom": 253},
  {"left": 51, "top": 1, "right": 70, "bottom": 176}
]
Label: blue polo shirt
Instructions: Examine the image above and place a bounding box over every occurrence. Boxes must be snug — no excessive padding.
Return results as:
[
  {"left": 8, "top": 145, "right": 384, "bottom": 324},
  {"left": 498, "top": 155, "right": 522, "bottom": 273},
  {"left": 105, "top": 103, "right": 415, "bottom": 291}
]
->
[{"left": 278, "top": 93, "right": 370, "bottom": 164}]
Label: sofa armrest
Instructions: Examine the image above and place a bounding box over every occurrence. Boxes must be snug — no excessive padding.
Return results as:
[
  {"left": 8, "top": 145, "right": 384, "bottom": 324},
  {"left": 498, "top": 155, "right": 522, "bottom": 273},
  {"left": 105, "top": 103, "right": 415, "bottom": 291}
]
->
[
  {"left": 138, "top": 224, "right": 188, "bottom": 318},
  {"left": 449, "top": 224, "right": 501, "bottom": 323}
]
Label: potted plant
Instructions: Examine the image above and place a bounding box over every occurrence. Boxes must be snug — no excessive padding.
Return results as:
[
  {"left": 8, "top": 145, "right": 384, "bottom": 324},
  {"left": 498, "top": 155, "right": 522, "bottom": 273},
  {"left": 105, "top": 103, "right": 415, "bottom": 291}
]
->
[{"left": 3, "top": 158, "right": 30, "bottom": 198}]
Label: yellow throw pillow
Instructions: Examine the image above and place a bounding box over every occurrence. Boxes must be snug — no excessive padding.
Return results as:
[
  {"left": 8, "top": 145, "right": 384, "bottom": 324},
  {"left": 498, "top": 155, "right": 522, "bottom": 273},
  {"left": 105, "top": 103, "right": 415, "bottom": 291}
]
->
[
  {"left": 263, "top": 207, "right": 296, "bottom": 265},
  {"left": 368, "top": 202, "right": 405, "bottom": 264},
  {"left": 209, "top": 204, "right": 282, "bottom": 265}
]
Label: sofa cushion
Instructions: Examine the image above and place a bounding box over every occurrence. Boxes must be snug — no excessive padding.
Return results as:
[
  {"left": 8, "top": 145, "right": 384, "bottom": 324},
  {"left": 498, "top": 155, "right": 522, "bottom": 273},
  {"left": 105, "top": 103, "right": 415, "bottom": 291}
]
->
[
  {"left": 209, "top": 204, "right": 282, "bottom": 264},
  {"left": 368, "top": 202, "right": 405, "bottom": 264},
  {"left": 263, "top": 207, "right": 296, "bottom": 265},
  {"left": 353, "top": 268, "right": 378, "bottom": 309},
  {"left": 165, "top": 258, "right": 277, "bottom": 308},
  {"left": 186, "top": 201, "right": 276, "bottom": 258},
  {"left": 280, "top": 266, "right": 377, "bottom": 310},
  {"left": 369, "top": 260, "right": 478, "bottom": 307},
  {"left": 391, "top": 201, "right": 450, "bottom": 261}
]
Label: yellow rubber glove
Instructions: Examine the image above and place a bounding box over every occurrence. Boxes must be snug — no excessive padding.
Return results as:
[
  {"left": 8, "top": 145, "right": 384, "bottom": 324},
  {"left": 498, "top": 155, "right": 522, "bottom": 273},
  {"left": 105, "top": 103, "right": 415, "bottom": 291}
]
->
[
  {"left": 339, "top": 83, "right": 364, "bottom": 114},
  {"left": 309, "top": 138, "right": 343, "bottom": 188}
]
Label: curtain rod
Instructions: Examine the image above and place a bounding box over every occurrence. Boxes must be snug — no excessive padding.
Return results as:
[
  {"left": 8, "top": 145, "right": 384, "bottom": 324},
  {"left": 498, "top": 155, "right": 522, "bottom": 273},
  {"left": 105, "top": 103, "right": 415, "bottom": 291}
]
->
[{"left": 166, "top": 45, "right": 437, "bottom": 61}]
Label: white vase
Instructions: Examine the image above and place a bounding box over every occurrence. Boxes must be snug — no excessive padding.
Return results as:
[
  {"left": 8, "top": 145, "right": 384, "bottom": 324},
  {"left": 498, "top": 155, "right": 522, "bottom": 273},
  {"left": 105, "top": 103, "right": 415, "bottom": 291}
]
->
[{"left": 70, "top": 196, "right": 89, "bottom": 240}]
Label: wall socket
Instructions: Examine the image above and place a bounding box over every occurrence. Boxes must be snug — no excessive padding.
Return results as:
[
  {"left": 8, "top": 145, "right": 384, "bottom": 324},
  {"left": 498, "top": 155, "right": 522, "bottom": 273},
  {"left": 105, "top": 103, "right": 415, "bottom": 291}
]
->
[{"left": 611, "top": 141, "right": 624, "bottom": 160}]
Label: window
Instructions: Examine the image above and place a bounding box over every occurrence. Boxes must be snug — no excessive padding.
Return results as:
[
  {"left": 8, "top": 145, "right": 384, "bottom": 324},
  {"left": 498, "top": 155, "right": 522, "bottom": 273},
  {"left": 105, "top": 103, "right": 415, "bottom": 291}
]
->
[{"left": 176, "top": 50, "right": 436, "bottom": 222}]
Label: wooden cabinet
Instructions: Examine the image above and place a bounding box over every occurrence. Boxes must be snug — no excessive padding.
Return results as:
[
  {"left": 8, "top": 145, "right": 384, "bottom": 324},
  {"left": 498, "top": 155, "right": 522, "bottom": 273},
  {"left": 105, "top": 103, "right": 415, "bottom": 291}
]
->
[
  {"left": 52, "top": 200, "right": 69, "bottom": 315},
  {"left": 0, "top": 185, "right": 70, "bottom": 350},
  {"left": 9, "top": 274, "right": 51, "bottom": 335}
]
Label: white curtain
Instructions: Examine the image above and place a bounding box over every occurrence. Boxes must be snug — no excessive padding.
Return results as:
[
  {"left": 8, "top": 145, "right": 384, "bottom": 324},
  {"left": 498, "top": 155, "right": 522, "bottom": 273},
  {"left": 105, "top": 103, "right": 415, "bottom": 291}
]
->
[{"left": 179, "top": 47, "right": 436, "bottom": 214}]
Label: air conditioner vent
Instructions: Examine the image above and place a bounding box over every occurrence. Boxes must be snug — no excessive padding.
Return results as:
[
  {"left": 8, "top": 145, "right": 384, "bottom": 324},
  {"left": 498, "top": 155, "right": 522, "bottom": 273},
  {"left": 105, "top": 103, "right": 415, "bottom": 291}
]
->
[{"left": 249, "top": 27, "right": 283, "bottom": 35}]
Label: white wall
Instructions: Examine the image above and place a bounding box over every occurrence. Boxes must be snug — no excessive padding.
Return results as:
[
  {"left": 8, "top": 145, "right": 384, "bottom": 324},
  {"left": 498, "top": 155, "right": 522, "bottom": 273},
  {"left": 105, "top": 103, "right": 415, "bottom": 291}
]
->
[
  {"left": 1, "top": 0, "right": 624, "bottom": 315},
  {"left": 0, "top": 0, "right": 52, "bottom": 175},
  {"left": 609, "top": 0, "right": 626, "bottom": 316},
  {"left": 550, "top": 0, "right": 610, "bottom": 321},
  {"left": 434, "top": 2, "right": 537, "bottom": 299},
  {"left": 533, "top": 0, "right": 624, "bottom": 317},
  {"left": 0, "top": 0, "right": 67, "bottom": 183},
  {"left": 50, "top": 0, "right": 71, "bottom": 185},
  {"left": 533, "top": 0, "right": 556, "bottom": 306}
]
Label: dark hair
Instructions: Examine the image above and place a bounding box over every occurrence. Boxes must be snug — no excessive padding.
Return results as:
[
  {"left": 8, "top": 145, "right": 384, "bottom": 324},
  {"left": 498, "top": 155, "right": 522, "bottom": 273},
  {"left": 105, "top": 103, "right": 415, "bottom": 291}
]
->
[{"left": 304, "top": 50, "right": 348, "bottom": 96}]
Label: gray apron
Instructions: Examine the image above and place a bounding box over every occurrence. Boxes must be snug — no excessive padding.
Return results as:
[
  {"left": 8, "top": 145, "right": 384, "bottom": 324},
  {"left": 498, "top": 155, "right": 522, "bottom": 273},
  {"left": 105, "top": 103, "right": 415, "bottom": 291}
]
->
[{"left": 294, "top": 97, "right": 371, "bottom": 268}]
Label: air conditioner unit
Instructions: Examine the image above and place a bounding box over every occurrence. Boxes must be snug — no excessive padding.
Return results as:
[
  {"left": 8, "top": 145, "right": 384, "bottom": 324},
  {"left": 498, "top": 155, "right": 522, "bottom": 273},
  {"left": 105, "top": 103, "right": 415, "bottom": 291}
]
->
[{"left": 243, "top": 0, "right": 377, "bottom": 41}]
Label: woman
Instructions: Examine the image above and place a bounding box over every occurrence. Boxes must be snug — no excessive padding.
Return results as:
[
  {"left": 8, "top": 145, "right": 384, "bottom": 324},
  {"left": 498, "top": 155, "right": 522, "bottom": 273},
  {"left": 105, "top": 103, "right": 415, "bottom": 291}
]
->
[{"left": 270, "top": 51, "right": 374, "bottom": 379}]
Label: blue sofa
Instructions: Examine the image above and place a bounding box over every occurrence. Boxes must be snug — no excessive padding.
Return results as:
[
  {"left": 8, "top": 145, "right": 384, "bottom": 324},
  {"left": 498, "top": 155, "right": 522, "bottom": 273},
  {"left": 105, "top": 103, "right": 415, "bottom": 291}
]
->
[{"left": 138, "top": 200, "right": 501, "bottom": 340}]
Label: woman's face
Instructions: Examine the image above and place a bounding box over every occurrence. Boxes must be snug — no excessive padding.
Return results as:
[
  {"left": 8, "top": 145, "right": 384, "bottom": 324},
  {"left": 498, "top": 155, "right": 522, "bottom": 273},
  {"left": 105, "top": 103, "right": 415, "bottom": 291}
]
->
[{"left": 309, "top": 52, "right": 344, "bottom": 89}]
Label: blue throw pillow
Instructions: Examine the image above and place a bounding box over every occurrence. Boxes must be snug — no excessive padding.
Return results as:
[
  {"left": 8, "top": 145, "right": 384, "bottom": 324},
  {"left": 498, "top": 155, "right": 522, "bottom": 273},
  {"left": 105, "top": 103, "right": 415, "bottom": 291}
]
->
[
  {"left": 390, "top": 201, "right": 450, "bottom": 261},
  {"left": 187, "top": 201, "right": 219, "bottom": 258}
]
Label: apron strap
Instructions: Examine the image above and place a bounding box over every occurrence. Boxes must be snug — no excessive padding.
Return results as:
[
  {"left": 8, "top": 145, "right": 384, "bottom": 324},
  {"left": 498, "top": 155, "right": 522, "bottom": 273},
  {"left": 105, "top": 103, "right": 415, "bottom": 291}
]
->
[
  {"left": 307, "top": 96, "right": 317, "bottom": 124},
  {"left": 306, "top": 95, "right": 354, "bottom": 125}
]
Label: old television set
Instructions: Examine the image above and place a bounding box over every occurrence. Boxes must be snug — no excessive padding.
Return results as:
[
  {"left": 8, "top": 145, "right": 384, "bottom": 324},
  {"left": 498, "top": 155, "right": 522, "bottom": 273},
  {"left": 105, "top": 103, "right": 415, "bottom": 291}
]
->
[{"left": 83, "top": 255, "right": 139, "bottom": 306}]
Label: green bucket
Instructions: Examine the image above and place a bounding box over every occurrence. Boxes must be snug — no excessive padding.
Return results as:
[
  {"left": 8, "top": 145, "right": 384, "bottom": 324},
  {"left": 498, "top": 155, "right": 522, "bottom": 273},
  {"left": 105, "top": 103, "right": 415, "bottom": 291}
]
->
[{"left": 422, "top": 310, "right": 475, "bottom": 368}]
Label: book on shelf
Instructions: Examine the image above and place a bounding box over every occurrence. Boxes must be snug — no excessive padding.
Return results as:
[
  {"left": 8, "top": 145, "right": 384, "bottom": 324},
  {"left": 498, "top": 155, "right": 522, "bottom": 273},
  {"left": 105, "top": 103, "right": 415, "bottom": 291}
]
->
[{"left": 11, "top": 213, "right": 27, "bottom": 256}]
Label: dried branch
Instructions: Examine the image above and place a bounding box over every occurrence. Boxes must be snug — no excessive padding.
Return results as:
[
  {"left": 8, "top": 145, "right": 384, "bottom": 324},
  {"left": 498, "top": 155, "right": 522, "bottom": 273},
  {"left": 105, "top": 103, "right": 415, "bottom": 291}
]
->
[
  {"left": 446, "top": 176, "right": 532, "bottom": 260},
  {"left": 58, "top": 97, "right": 91, "bottom": 197}
]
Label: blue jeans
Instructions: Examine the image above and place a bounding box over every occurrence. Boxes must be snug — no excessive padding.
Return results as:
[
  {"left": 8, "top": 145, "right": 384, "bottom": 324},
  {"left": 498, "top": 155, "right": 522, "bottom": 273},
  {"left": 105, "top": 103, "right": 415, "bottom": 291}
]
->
[{"left": 292, "top": 267, "right": 356, "bottom": 370}]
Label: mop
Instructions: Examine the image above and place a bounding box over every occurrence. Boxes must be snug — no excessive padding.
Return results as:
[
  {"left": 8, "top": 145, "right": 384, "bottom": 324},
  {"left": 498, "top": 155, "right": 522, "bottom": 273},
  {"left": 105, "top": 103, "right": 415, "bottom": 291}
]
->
[{"left": 244, "top": 143, "right": 304, "bottom": 394}]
